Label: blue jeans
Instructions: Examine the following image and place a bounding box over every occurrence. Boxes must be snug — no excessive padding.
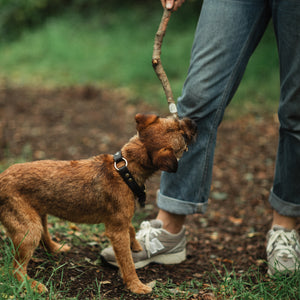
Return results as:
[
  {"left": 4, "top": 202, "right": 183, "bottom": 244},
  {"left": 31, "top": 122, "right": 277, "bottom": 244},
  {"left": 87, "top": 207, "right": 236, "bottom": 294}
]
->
[{"left": 157, "top": 0, "right": 300, "bottom": 217}]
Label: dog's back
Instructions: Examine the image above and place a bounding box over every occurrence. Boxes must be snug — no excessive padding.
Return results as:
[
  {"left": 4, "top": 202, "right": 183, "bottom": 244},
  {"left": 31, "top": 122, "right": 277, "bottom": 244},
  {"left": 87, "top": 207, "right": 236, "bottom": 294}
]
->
[{"left": 0, "top": 156, "right": 119, "bottom": 224}]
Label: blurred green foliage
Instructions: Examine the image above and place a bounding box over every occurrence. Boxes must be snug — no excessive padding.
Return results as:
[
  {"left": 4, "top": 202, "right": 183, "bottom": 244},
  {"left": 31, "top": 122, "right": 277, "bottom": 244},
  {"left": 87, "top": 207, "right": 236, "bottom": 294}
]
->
[
  {"left": 0, "top": 0, "right": 278, "bottom": 115},
  {"left": 0, "top": 0, "right": 200, "bottom": 41},
  {"left": 0, "top": 0, "right": 62, "bottom": 40}
]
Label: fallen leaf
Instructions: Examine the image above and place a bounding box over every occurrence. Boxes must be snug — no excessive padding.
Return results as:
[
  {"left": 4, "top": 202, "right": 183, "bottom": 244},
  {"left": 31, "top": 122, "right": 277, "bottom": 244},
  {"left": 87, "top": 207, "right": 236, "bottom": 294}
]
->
[
  {"left": 31, "top": 257, "right": 44, "bottom": 263},
  {"left": 222, "top": 258, "right": 234, "bottom": 264},
  {"left": 229, "top": 216, "right": 243, "bottom": 225},
  {"left": 256, "top": 259, "right": 265, "bottom": 266},
  {"left": 100, "top": 280, "right": 111, "bottom": 285},
  {"left": 247, "top": 232, "right": 262, "bottom": 238},
  {"left": 69, "top": 223, "right": 80, "bottom": 231},
  {"left": 211, "top": 192, "right": 228, "bottom": 201},
  {"left": 210, "top": 232, "right": 219, "bottom": 240},
  {"left": 202, "top": 292, "right": 216, "bottom": 300}
]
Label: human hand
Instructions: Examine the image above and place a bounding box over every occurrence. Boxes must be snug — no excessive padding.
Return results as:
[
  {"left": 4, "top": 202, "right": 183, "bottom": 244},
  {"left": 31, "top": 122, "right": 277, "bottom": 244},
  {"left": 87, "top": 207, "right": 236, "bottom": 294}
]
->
[{"left": 160, "top": 0, "right": 186, "bottom": 11}]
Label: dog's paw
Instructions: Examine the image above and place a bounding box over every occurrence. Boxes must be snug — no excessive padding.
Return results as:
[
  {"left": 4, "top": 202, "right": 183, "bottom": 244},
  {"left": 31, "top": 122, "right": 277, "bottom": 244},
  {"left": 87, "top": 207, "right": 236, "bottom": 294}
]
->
[
  {"left": 30, "top": 280, "right": 48, "bottom": 294},
  {"left": 128, "top": 280, "right": 152, "bottom": 294},
  {"left": 131, "top": 239, "right": 143, "bottom": 252},
  {"left": 43, "top": 240, "right": 71, "bottom": 254},
  {"left": 58, "top": 244, "right": 71, "bottom": 252},
  {"left": 51, "top": 243, "right": 71, "bottom": 253}
]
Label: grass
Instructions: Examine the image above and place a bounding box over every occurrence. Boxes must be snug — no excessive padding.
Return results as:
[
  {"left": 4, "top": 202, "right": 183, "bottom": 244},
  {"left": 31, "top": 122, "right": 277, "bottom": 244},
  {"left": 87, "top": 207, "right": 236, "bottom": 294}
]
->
[
  {"left": 0, "top": 2, "right": 279, "bottom": 114},
  {"left": 209, "top": 265, "right": 300, "bottom": 299},
  {"left": 0, "top": 239, "right": 49, "bottom": 300},
  {"left": 1, "top": 231, "right": 299, "bottom": 300}
]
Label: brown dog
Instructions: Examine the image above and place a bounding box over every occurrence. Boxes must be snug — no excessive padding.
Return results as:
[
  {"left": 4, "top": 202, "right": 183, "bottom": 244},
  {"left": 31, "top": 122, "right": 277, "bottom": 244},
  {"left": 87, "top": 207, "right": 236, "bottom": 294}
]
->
[{"left": 0, "top": 113, "right": 196, "bottom": 294}]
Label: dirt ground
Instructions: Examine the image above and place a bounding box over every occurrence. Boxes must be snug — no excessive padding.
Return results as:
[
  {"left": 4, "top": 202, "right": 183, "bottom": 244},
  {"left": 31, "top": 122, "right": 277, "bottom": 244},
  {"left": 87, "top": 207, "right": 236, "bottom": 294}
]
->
[{"left": 0, "top": 85, "right": 296, "bottom": 299}]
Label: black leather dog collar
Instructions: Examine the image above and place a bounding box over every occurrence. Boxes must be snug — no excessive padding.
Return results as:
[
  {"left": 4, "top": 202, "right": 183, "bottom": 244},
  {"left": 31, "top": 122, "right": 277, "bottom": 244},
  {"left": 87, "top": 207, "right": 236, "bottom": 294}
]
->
[{"left": 113, "top": 151, "right": 146, "bottom": 208}]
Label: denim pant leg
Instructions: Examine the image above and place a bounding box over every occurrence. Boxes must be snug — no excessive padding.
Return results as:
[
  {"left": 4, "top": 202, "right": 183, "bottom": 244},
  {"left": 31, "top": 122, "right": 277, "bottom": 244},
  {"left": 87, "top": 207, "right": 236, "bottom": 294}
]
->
[
  {"left": 157, "top": 0, "right": 271, "bottom": 215},
  {"left": 268, "top": 0, "right": 300, "bottom": 217}
]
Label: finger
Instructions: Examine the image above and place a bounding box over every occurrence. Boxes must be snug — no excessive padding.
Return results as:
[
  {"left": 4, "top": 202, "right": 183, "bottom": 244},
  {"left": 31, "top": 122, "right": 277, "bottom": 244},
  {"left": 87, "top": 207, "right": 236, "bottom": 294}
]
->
[{"left": 166, "top": 0, "right": 175, "bottom": 10}]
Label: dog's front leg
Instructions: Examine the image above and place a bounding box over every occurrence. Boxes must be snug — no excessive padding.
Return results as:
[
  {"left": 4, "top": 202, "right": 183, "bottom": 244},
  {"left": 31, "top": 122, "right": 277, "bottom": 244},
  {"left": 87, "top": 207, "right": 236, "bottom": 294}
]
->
[{"left": 105, "top": 226, "right": 152, "bottom": 294}]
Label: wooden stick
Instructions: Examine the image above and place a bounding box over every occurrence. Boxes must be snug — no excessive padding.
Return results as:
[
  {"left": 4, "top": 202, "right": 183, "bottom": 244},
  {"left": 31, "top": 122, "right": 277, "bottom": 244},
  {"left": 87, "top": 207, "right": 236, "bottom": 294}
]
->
[{"left": 152, "top": 8, "right": 178, "bottom": 118}]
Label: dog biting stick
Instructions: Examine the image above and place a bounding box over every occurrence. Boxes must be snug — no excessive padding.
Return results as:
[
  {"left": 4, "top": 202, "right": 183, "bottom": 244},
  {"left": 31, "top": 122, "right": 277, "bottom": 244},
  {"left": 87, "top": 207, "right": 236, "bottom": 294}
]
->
[{"left": 0, "top": 114, "right": 196, "bottom": 294}]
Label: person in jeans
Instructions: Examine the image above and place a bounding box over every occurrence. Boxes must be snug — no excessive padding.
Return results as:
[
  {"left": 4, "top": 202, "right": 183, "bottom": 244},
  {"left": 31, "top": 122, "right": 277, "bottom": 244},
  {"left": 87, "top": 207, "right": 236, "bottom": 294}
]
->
[{"left": 102, "top": 0, "right": 300, "bottom": 275}]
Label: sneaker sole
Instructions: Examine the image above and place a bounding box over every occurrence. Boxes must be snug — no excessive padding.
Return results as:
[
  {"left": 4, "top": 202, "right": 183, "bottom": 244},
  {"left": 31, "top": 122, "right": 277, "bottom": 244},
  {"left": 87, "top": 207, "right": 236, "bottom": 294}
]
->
[
  {"left": 268, "top": 265, "right": 298, "bottom": 276},
  {"left": 135, "top": 248, "right": 187, "bottom": 269},
  {"left": 101, "top": 248, "right": 186, "bottom": 269}
]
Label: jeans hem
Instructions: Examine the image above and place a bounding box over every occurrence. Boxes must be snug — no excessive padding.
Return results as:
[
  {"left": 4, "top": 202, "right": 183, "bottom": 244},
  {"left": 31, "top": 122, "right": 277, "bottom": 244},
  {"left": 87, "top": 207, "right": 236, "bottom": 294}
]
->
[
  {"left": 269, "top": 189, "right": 300, "bottom": 217},
  {"left": 156, "top": 190, "right": 207, "bottom": 215}
]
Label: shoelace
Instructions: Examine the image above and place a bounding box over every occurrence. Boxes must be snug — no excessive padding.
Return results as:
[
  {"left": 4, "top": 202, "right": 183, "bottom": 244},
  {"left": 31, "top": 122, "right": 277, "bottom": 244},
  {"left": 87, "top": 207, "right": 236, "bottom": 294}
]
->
[
  {"left": 267, "top": 229, "right": 299, "bottom": 259},
  {"left": 136, "top": 221, "right": 163, "bottom": 258}
]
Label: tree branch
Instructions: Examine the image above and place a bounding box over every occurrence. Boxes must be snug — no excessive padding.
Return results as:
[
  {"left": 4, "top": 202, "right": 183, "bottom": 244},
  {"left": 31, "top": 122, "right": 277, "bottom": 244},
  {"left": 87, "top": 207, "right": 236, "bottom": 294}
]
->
[{"left": 152, "top": 8, "right": 178, "bottom": 118}]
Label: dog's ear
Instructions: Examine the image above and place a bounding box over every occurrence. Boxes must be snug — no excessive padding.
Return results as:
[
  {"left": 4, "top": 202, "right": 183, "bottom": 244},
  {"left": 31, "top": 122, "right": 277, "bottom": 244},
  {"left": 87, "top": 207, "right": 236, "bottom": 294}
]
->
[
  {"left": 152, "top": 147, "right": 178, "bottom": 173},
  {"left": 135, "top": 114, "right": 159, "bottom": 131}
]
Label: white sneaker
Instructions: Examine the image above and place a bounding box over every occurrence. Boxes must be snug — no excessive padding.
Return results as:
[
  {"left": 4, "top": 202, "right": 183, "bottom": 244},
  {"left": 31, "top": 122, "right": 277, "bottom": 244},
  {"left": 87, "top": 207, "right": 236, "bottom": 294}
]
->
[
  {"left": 266, "top": 225, "right": 300, "bottom": 276},
  {"left": 101, "top": 220, "right": 186, "bottom": 269}
]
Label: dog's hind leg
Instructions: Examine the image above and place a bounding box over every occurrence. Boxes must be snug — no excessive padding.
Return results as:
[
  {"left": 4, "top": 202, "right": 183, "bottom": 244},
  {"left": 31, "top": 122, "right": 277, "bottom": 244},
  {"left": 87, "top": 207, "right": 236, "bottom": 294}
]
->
[
  {"left": 129, "top": 223, "right": 142, "bottom": 252},
  {"left": 2, "top": 198, "right": 47, "bottom": 293},
  {"left": 40, "top": 214, "right": 70, "bottom": 253},
  {"left": 106, "top": 223, "right": 152, "bottom": 294}
]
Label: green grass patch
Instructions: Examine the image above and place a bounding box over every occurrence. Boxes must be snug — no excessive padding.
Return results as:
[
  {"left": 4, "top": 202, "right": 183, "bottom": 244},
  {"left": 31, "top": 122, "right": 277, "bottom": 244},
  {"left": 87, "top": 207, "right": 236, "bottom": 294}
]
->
[
  {"left": 1, "top": 222, "right": 300, "bottom": 299},
  {"left": 0, "top": 238, "right": 50, "bottom": 300},
  {"left": 0, "top": 3, "right": 279, "bottom": 114},
  {"left": 209, "top": 265, "right": 300, "bottom": 299}
]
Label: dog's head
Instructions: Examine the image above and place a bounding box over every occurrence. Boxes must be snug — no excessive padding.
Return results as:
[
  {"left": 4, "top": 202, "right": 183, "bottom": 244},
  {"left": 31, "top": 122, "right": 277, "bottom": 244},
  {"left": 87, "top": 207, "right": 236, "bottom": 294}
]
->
[{"left": 135, "top": 113, "right": 197, "bottom": 173}]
